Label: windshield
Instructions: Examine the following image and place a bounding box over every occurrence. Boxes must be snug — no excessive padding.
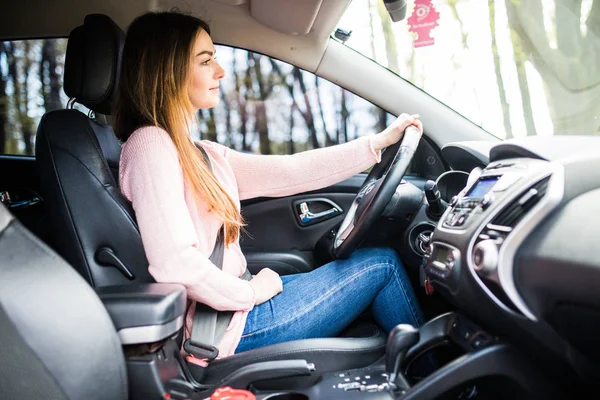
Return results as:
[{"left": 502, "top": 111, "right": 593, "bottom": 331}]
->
[{"left": 337, "top": 0, "right": 600, "bottom": 139}]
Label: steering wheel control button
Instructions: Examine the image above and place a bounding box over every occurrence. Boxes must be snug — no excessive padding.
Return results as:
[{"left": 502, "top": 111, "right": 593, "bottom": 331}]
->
[{"left": 472, "top": 240, "right": 499, "bottom": 274}]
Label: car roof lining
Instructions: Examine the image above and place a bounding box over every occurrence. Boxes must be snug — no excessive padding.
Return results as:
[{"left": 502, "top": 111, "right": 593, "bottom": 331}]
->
[{"left": 0, "top": 0, "right": 351, "bottom": 72}]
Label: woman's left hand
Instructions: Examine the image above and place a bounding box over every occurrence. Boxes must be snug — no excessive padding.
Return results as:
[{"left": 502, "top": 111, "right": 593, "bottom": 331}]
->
[{"left": 372, "top": 113, "right": 423, "bottom": 151}]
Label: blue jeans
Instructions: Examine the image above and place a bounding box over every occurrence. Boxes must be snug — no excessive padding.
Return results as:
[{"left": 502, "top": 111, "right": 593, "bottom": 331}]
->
[{"left": 235, "top": 247, "right": 423, "bottom": 353}]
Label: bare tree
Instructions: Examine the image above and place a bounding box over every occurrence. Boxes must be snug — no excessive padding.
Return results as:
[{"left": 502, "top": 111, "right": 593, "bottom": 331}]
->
[
  {"left": 369, "top": 0, "right": 388, "bottom": 133},
  {"left": 248, "top": 53, "right": 274, "bottom": 155},
  {"left": 220, "top": 86, "right": 233, "bottom": 146},
  {"left": 505, "top": 0, "right": 537, "bottom": 137},
  {"left": 198, "top": 108, "right": 217, "bottom": 142},
  {"left": 235, "top": 51, "right": 251, "bottom": 151},
  {"left": 7, "top": 42, "right": 34, "bottom": 155},
  {"left": 447, "top": 0, "right": 483, "bottom": 118},
  {"left": 293, "top": 67, "right": 320, "bottom": 149},
  {"left": 269, "top": 59, "right": 300, "bottom": 153},
  {"left": 0, "top": 42, "right": 7, "bottom": 154},
  {"left": 41, "top": 40, "right": 62, "bottom": 111},
  {"left": 339, "top": 88, "right": 349, "bottom": 143},
  {"left": 488, "top": 0, "right": 513, "bottom": 138},
  {"left": 314, "top": 76, "right": 335, "bottom": 146},
  {"left": 507, "top": 0, "right": 600, "bottom": 135},
  {"left": 287, "top": 102, "right": 295, "bottom": 154}
]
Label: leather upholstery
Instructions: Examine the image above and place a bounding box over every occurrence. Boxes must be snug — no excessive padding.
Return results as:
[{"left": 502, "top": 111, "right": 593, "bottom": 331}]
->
[
  {"left": 35, "top": 16, "right": 150, "bottom": 287},
  {"left": 36, "top": 109, "right": 151, "bottom": 287},
  {"left": 96, "top": 283, "right": 187, "bottom": 329},
  {"left": 203, "top": 320, "right": 386, "bottom": 383},
  {"left": 35, "top": 12, "right": 387, "bottom": 382},
  {"left": 64, "top": 14, "right": 124, "bottom": 115},
  {"left": 0, "top": 204, "right": 128, "bottom": 400}
]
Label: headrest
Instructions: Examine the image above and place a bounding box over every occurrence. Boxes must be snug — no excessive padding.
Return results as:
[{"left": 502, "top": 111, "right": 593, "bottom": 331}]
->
[{"left": 64, "top": 14, "right": 124, "bottom": 115}]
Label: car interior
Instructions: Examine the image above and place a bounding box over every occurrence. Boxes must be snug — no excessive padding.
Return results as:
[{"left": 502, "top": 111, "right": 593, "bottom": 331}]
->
[{"left": 1, "top": 0, "right": 600, "bottom": 399}]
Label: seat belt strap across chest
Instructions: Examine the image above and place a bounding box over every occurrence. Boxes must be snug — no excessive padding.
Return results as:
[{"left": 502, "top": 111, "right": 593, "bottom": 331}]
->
[{"left": 183, "top": 144, "right": 252, "bottom": 362}]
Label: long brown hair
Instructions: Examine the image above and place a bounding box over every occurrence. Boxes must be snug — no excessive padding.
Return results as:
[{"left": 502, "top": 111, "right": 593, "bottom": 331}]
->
[{"left": 113, "top": 11, "right": 243, "bottom": 245}]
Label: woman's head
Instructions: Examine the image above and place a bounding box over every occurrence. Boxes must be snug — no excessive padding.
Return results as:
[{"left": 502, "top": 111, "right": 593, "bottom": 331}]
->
[
  {"left": 114, "top": 11, "right": 242, "bottom": 245},
  {"left": 114, "top": 11, "right": 223, "bottom": 136}
]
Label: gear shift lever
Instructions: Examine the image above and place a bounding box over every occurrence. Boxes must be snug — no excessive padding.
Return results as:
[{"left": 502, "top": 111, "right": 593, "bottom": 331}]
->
[{"left": 386, "top": 324, "right": 419, "bottom": 389}]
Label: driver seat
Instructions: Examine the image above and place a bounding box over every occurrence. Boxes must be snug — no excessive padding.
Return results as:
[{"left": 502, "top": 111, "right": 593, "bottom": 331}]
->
[{"left": 34, "top": 13, "right": 386, "bottom": 381}]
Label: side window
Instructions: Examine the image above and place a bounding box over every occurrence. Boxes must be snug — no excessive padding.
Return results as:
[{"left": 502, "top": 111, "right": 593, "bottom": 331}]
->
[
  {"left": 196, "top": 46, "right": 442, "bottom": 178},
  {"left": 0, "top": 39, "right": 73, "bottom": 156},
  {"left": 194, "top": 46, "right": 396, "bottom": 155}
]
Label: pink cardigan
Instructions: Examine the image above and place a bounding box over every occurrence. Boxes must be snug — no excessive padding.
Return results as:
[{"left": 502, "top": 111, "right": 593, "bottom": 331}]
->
[{"left": 119, "top": 126, "right": 382, "bottom": 364}]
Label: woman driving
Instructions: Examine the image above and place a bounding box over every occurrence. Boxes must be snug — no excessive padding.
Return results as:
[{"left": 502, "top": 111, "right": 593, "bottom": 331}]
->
[{"left": 113, "top": 10, "right": 424, "bottom": 365}]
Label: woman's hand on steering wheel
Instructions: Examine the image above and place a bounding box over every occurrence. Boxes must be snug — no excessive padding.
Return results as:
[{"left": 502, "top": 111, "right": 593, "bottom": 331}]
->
[
  {"left": 372, "top": 113, "right": 423, "bottom": 151},
  {"left": 332, "top": 113, "right": 424, "bottom": 259}
]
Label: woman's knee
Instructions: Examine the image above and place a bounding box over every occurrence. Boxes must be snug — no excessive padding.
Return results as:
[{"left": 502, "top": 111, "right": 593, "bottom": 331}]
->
[{"left": 353, "top": 247, "right": 402, "bottom": 268}]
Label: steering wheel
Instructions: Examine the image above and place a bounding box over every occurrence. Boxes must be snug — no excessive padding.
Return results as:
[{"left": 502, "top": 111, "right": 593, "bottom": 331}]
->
[{"left": 333, "top": 125, "right": 422, "bottom": 259}]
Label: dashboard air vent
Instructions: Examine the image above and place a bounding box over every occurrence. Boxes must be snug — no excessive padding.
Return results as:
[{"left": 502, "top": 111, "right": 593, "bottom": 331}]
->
[{"left": 491, "top": 177, "right": 551, "bottom": 229}]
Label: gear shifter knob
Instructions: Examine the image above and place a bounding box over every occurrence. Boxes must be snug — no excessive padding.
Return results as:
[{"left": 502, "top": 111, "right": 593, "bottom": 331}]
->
[{"left": 386, "top": 324, "right": 419, "bottom": 388}]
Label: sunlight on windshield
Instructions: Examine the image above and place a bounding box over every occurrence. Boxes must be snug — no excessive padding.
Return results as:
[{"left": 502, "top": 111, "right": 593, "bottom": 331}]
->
[{"left": 337, "top": 0, "right": 600, "bottom": 139}]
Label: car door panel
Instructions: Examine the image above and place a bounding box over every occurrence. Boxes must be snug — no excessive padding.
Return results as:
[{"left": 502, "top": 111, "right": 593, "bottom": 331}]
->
[
  {"left": 0, "top": 156, "right": 52, "bottom": 246},
  {"left": 240, "top": 173, "right": 428, "bottom": 275}
]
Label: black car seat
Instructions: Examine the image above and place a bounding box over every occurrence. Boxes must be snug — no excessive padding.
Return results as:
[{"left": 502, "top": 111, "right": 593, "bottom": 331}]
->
[
  {"left": 34, "top": 14, "right": 386, "bottom": 381},
  {"left": 0, "top": 204, "right": 128, "bottom": 400}
]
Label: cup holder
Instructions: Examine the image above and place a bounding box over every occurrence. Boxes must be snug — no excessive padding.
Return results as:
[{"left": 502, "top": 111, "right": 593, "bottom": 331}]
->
[{"left": 262, "top": 393, "right": 309, "bottom": 400}]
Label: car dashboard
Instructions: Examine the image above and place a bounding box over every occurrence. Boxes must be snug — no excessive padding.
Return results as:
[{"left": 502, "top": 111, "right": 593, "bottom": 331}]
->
[{"left": 423, "top": 135, "right": 600, "bottom": 383}]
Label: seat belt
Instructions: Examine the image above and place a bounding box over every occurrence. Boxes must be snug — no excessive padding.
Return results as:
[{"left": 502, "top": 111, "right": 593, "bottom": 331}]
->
[{"left": 183, "top": 144, "right": 252, "bottom": 362}]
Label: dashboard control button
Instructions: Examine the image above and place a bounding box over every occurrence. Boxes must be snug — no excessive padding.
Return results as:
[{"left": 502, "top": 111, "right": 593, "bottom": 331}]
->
[
  {"left": 480, "top": 194, "right": 492, "bottom": 210},
  {"left": 450, "top": 196, "right": 459, "bottom": 207},
  {"left": 473, "top": 240, "right": 499, "bottom": 274}
]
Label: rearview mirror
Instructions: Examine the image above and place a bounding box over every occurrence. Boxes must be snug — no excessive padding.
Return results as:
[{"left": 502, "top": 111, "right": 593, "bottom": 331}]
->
[{"left": 384, "top": 0, "right": 409, "bottom": 22}]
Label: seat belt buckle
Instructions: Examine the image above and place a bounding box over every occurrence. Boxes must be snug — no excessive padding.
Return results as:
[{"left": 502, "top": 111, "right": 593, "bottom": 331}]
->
[{"left": 183, "top": 338, "right": 219, "bottom": 361}]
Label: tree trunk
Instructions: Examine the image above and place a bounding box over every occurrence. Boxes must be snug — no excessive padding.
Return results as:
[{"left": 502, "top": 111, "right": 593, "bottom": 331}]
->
[
  {"left": 340, "top": 88, "right": 349, "bottom": 143},
  {"left": 270, "top": 59, "right": 303, "bottom": 152},
  {"left": 240, "top": 53, "right": 252, "bottom": 151},
  {"left": 314, "top": 76, "right": 335, "bottom": 146},
  {"left": 250, "top": 53, "right": 271, "bottom": 155},
  {"left": 7, "top": 42, "right": 34, "bottom": 155},
  {"left": 41, "top": 40, "right": 62, "bottom": 111},
  {"left": 220, "top": 88, "right": 233, "bottom": 146},
  {"left": 288, "top": 105, "right": 295, "bottom": 154},
  {"left": 488, "top": 0, "right": 513, "bottom": 138},
  {"left": 505, "top": 0, "right": 536, "bottom": 136},
  {"left": 0, "top": 43, "right": 7, "bottom": 154},
  {"left": 507, "top": 0, "right": 600, "bottom": 135},
  {"left": 293, "top": 67, "right": 319, "bottom": 149},
  {"left": 376, "top": 0, "right": 399, "bottom": 72},
  {"left": 21, "top": 42, "right": 34, "bottom": 155},
  {"left": 206, "top": 108, "right": 217, "bottom": 142}
]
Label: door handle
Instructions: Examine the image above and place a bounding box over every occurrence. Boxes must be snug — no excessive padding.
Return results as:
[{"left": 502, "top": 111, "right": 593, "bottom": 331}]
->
[
  {"left": 0, "top": 190, "right": 42, "bottom": 209},
  {"left": 296, "top": 198, "right": 342, "bottom": 226}
]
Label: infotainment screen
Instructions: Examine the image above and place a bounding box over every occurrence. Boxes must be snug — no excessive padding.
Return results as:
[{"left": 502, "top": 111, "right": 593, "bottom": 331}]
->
[{"left": 466, "top": 176, "right": 500, "bottom": 198}]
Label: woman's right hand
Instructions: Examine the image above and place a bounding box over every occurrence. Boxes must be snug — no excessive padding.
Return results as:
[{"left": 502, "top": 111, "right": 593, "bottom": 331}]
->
[{"left": 249, "top": 268, "right": 283, "bottom": 305}]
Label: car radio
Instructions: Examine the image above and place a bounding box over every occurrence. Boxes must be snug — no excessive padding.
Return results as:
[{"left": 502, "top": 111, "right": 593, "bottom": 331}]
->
[{"left": 443, "top": 172, "right": 521, "bottom": 229}]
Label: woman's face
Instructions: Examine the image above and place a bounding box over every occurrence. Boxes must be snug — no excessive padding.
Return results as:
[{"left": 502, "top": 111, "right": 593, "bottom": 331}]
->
[{"left": 188, "top": 30, "right": 225, "bottom": 109}]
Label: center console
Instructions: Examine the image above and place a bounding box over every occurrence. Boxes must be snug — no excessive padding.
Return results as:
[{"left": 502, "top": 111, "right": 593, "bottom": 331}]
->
[
  {"left": 422, "top": 158, "right": 564, "bottom": 321},
  {"left": 203, "top": 313, "right": 558, "bottom": 400}
]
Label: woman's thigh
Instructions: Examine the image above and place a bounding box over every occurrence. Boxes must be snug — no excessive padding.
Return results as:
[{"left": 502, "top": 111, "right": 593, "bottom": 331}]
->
[{"left": 235, "top": 247, "right": 408, "bottom": 353}]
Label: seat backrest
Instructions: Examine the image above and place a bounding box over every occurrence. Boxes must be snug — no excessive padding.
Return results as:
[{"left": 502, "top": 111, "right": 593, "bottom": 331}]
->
[
  {"left": 35, "top": 14, "right": 152, "bottom": 287},
  {"left": 0, "top": 203, "right": 128, "bottom": 400}
]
